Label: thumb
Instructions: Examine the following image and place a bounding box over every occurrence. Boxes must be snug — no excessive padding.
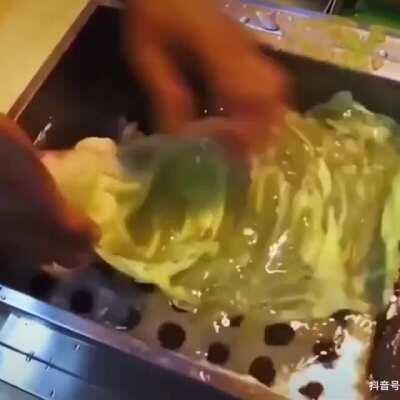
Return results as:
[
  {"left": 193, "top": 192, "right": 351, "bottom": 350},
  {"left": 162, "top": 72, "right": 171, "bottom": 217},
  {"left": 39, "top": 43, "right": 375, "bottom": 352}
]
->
[{"left": 0, "top": 115, "right": 98, "bottom": 267}]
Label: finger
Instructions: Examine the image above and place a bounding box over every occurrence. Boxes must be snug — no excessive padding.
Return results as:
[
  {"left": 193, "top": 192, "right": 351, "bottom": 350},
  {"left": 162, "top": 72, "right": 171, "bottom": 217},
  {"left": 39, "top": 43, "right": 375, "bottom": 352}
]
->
[
  {"left": 0, "top": 196, "right": 98, "bottom": 267},
  {"left": 0, "top": 114, "right": 34, "bottom": 147},
  {"left": 41, "top": 263, "right": 90, "bottom": 282},
  {"left": 0, "top": 116, "right": 63, "bottom": 210},
  {"left": 127, "top": 26, "right": 195, "bottom": 133},
  {"left": 54, "top": 203, "right": 100, "bottom": 255},
  {"left": 0, "top": 117, "right": 98, "bottom": 264},
  {"left": 182, "top": 7, "right": 290, "bottom": 107},
  {"left": 218, "top": 50, "right": 291, "bottom": 151},
  {"left": 212, "top": 50, "right": 289, "bottom": 112},
  {"left": 182, "top": 13, "right": 290, "bottom": 153},
  {"left": 0, "top": 209, "right": 97, "bottom": 268}
]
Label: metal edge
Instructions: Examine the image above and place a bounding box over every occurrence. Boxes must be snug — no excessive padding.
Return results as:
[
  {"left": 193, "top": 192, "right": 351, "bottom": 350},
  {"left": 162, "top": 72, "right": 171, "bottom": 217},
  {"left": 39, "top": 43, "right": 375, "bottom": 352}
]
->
[
  {"left": 0, "top": 285, "right": 283, "bottom": 400},
  {"left": 97, "top": 0, "right": 124, "bottom": 8},
  {"left": 224, "top": 1, "right": 400, "bottom": 84},
  {"left": 7, "top": 1, "right": 97, "bottom": 120},
  {"left": 242, "top": 0, "right": 330, "bottom": 17}
]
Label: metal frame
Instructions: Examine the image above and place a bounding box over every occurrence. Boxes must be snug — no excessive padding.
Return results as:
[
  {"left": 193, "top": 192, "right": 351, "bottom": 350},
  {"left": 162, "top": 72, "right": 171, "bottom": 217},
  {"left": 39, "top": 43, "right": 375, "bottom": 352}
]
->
[{"left": 5, "top": 1, "right": 400, "bottom": 399}]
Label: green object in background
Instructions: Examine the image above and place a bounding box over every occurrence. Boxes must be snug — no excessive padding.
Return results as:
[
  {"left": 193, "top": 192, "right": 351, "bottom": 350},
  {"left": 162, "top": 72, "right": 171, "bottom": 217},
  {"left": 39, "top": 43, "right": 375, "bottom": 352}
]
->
[
  {"left": 364, "top": 0, "right": 400, "bottom": 11},
  {"left": 341, "top": 0, "right": 400, "bottom": 30}
]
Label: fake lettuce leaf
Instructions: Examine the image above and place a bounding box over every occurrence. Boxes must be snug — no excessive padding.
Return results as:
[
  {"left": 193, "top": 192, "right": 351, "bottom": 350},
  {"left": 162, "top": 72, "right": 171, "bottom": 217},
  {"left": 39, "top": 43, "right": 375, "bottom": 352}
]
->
[{"left": 43, "top": 92, "right": 400, "bottom": 320}]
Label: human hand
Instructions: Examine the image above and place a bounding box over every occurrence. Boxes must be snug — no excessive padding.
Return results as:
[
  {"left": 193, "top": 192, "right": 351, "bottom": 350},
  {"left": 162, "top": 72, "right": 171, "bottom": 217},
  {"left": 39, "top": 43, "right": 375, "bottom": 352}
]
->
[
  {"left": 0, "top": 115, "right": 98, "bottom": 267},
  {"left": 125, "top": 0, "right": 289, "bottom": 154}
]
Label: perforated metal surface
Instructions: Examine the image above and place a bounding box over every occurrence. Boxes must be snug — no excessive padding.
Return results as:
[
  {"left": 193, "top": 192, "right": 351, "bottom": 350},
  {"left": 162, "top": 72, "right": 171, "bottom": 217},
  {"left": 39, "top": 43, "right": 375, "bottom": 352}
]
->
[
  {"left": 39, "top": 265, "right": 374, "bottom": 399},
  {"left": 0, "top": 287, "right": 240, "bottom": 400}
]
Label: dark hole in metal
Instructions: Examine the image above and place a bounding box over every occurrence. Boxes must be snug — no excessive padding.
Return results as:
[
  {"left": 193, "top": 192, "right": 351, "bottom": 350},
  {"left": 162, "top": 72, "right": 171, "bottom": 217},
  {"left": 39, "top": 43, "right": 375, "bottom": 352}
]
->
[
  {"left": 229, "top": 315, "right": 244, "bottom": 328},
  {"left": 207, "top": 342, "right": 230, "bottom": 366},
  {"left": 264, "top": 323, "right": 295, "bottom": 346},
  {"left": 123, "top": 307, "right": 142, "bottom": 330},
  {"left": 158, "top": 322, "right": 186, "bottom": 350},
  {"left": 298, "top": 381, "right": 324, "bottom": 399},
  {"left": 330, "top": 309, "right": 352, "bottom": 327},
  {"left": 313, "top": 340, "right": 338, "bottom": 364},
  {"left": 29, "top": 272, "right": 57, "bottom": 301},
  {"left": 69, "top": 289, "right": 94, "bottom": 314},
  {"left": 248, "top": 356, "right": 276, "bottom": 387}
]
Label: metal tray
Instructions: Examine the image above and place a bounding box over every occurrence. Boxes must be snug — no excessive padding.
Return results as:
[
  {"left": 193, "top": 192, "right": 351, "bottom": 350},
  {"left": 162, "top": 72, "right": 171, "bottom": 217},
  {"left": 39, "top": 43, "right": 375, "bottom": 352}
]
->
[{"left": 5, "top": 3, "right": 400, "bottom": 400}]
